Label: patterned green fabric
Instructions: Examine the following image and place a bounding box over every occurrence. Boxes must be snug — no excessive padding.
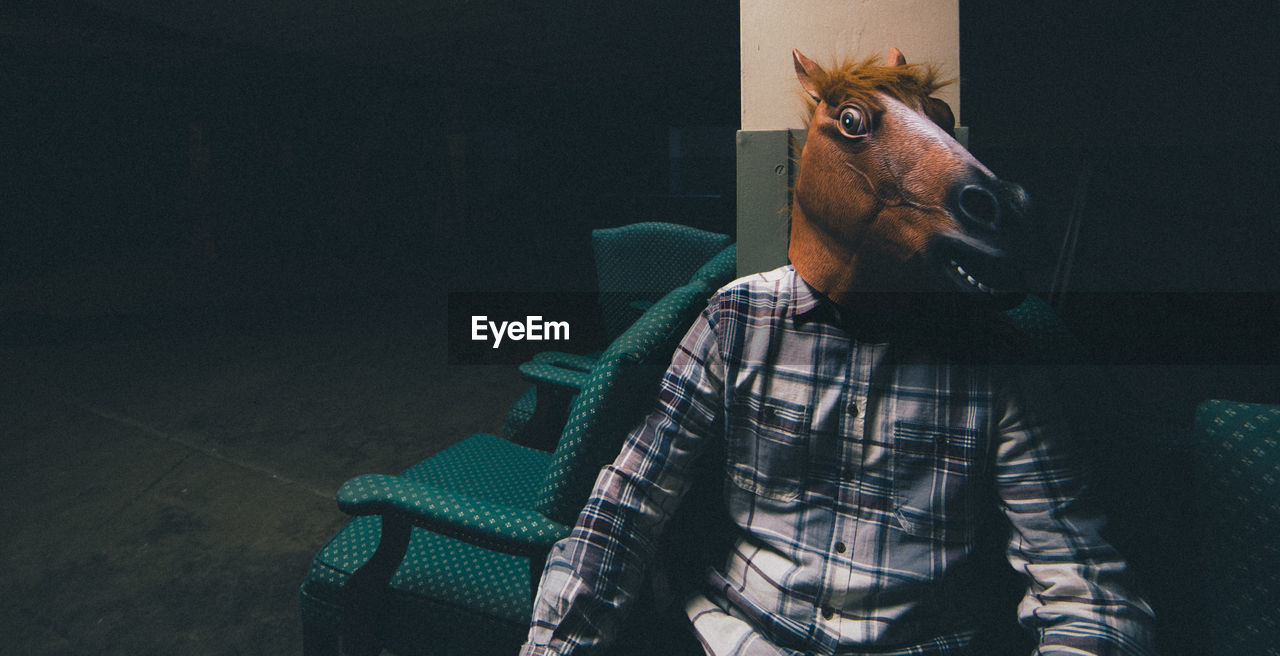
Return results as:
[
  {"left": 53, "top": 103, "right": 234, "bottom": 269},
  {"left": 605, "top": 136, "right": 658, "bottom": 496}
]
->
[
  {"left": 518, "top": 362, "right": 591, "bottom": 392},
  {"left": 537, "top": 280, "right": 714, "bottom": 525},
  {"left": 1001, "top": 293, "right": 1086, "bottom": 363},
  {"left": 502, "top": 386, "right": 539, "bottom": 440},
  {"left": 532, "top": 351, "right": 600, "bottom": 371},
  {"left": 301, "top": 277, "right": 714, "bottom": 652},
  {"left": 593, "top": 222, "right": 730, "bottom": 341},
  {"left": 997, "top": 292, "right": 1119, "bottom": 437},
  {"left": 502, "top": 355, "right": 599, "bottom": 441},
  {"left": 300, "top": 433, "right": 553, "bottom": 649},
  {"left": 690, "top": 243, "right": 739, "bottom": 290},
  {"left": 501, "top": 361, "right": 593, "bottom": 441},
  {"left": 503, "top": 228, "right": 729, "bottom": 441},
  {"left": 1193, "top": 399, "right": 1280, "bottom": 654},
  {"left": 396, "top": 432, "right": 550, "bottom": 505},
  {"left": 338, "top": 474, "right": 570, "bottom": 555}
]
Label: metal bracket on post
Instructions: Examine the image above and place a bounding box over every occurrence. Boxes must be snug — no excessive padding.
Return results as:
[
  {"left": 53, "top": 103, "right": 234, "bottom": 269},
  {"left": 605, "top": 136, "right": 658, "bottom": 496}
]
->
[{"left": 735, "top": 129, "right": 802, "bottom": 277}]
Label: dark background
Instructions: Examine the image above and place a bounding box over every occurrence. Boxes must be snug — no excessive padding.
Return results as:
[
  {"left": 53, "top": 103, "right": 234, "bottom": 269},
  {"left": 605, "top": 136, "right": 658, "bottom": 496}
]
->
[
  {"left": 3, "top": 0, "right": 1278, "bottom": 413},
  {"left": 960, "top": 0, "right": 1280, "bottom": 419},
  {"left": 2, "top": 0, "right": 739, "bottom": 338}
]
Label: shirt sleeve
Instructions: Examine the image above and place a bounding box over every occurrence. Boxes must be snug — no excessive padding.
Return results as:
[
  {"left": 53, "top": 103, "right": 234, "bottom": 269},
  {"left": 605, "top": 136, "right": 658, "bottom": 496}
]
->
[
  {"left": 994, "top": 365, "right": 1157, "bottom": 655},
  {"left": 520, "top": 304, "right": 725, "bottom": 656}
]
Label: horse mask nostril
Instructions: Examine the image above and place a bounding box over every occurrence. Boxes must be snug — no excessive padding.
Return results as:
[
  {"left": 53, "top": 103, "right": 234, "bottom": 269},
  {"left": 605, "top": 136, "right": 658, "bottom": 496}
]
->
[{"left": 958, "top": 185, "right": 1000, "bottom": 228}]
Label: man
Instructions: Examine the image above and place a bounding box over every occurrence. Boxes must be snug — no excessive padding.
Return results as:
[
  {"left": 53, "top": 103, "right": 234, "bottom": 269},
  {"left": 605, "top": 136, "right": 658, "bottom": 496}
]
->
[{"left": 520, "top": 50, "right": 1155, "bottom": 655}]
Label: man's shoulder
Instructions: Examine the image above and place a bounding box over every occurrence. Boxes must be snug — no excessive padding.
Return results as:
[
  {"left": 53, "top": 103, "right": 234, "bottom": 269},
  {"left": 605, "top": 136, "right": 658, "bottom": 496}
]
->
[
  {"left": 686, "top": 266, "right": 796, "bottom": 365},
  {"left": 707, "top": 264, "right": 797, "bottom": 309}
]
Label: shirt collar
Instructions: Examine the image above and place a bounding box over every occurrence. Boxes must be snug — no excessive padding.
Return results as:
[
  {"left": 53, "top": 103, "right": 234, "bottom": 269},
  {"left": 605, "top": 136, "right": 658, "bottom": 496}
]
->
[
  {"left": 786, "top": 266, "right": 843, "bottom": 324},
  {"left": 785, "top": 266, "right": 977, "bottom": 338}
]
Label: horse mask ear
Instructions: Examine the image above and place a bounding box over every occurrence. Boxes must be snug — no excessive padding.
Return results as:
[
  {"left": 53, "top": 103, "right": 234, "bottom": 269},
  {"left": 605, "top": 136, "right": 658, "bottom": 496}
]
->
[
  {"left": 888, "top": 47, "right": 956, "bottom": 133},
  {"left": 793, "top": 49, "right": 824, "bottom": 101},
  {"left": 924, "top": 97, "right": 956, "bottom": 133}
]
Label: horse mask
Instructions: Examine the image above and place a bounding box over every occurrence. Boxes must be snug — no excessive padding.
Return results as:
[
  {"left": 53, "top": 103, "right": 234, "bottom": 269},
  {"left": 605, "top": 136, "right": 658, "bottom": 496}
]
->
[{"left": 789, "top": 48, "right": 1030, "bottom": 314}]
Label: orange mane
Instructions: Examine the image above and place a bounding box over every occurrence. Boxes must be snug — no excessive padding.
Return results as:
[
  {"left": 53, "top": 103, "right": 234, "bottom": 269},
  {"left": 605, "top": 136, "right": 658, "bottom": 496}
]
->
[{"left": 804, "top": 55, "right": 951, "bottom": 118}]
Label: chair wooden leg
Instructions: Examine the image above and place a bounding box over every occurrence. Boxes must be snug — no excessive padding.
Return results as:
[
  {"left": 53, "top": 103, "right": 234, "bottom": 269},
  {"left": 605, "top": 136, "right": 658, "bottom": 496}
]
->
[{"left": 341, "top": 517, "right": 412, "bottom": 656}]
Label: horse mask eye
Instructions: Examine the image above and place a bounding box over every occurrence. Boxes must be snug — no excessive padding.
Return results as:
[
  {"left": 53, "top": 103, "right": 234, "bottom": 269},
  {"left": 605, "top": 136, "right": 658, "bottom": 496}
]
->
[{"left": 838, "top": 106, "right": 869, "bottom": 138}]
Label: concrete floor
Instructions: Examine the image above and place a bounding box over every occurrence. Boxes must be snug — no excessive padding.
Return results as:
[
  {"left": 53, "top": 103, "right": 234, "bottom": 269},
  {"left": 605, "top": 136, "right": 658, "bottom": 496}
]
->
[{"left": 1, "top": 307, "right": 529, "bottom": 655}]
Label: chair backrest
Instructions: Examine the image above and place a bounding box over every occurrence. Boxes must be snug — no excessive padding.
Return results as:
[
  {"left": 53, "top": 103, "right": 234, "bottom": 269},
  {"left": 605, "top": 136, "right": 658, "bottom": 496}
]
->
[
  {"left": 1000, "top": 293, "right": 1086, "bottom": 363},
  {"left": 999, "top": 293, "right": 1113, "bottom": 466},
  {"left": 592, "top": 222, "right": 731, "bottom": 341},
  {"left": 535, "top": 279, "right": 714, "bottom": 525},
  {"left": 690, "top": 243, "right": 739, "bottom": 291},
  {"left": 1190, "top": 399, "right": 1280, "bottom": 654}
]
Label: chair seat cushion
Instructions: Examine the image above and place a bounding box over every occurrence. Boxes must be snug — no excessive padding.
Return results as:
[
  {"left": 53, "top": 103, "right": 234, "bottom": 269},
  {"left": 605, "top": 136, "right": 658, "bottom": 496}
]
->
[
  {"left": 396, "top": 432, "right": 551, "bottom": 507},
  {"left": 301, "top": 433, "right": 552, "bottom": 641}
]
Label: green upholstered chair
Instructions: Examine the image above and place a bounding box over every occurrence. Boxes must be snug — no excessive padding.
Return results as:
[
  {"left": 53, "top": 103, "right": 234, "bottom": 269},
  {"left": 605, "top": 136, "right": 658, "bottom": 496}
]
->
[
  {"left": 1188, "top": 399, "right": 1280, "bottom": 654},
  {"left": 299, "top": 279, "right": 717, "bottom": 656},
  {"left": 501, "top": 234, "right": 736, "bottom": 445},
  {"left": 592, "top": 222, "right": 732, "bottom": 341},
  {"left": 999, "top": 293, "right": 1106, "bottom": 448},
  {"left": 694, "top": 242, "right": 739, "bottom": 285},
  {"left": 619, "top": 241, "right": 739, "bottom": 316},
  {"left": 1001, "top": 293, "right": 1085, "bottom": 362}
]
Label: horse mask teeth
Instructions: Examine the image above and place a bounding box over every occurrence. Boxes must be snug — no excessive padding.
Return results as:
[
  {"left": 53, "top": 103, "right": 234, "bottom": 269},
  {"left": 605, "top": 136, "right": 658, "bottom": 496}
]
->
[{"left": 950, "top": 259, "right": 1004, "bottom": 295}]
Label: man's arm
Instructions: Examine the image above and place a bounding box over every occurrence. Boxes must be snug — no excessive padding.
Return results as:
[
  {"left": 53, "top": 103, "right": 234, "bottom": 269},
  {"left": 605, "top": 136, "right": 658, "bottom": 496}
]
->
[
  {"left": 520, "top": 306, "right": 724, "bottom": 655},
  {"left": 994, "top": 367, "right": 1156, "bottom": 655}
]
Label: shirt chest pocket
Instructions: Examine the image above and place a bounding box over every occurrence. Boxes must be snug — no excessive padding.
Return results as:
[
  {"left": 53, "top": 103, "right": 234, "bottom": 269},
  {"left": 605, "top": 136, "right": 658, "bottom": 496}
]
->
[
  {"left": 725, "top": 397, "right": 811, "bottom": 502},
  {"left": 892, "top": 421, "right": 982, "bottom": 543}
]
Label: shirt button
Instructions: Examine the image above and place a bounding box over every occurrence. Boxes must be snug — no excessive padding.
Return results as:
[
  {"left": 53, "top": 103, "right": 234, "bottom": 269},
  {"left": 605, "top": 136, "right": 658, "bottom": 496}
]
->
[
  {"left": 822, "top": 607, "right": 836, "bottom": 621},
  {"left": 847, "top": 402, "right": 860, "bottom": 417},
  {"left": 835, "top": 541, "right": 847, "bottom": 554}
]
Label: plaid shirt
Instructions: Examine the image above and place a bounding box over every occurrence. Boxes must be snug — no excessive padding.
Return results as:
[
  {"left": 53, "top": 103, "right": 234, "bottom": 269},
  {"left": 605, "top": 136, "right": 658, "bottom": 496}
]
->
[{"left": 522, "top": 266, "right": 1154, "bottom": 655}]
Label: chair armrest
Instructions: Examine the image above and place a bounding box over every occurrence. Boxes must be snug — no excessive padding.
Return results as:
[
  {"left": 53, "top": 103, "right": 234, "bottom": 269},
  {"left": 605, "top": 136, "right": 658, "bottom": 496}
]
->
[
  {"left": 337, "top": 474, "right": 571, "bottom": 557},
  {"left": 518, "top": 361, "right": 590, "bottom": 392},
  {"left": 531, "top": 351, "right": 598, "bottom": 372}
]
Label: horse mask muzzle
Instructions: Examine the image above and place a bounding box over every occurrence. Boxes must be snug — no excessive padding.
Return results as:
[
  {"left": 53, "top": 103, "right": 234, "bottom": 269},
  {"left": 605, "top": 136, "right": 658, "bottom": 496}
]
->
[{"left": 928, "top": 170, "right": 1032, "bottom": 310}]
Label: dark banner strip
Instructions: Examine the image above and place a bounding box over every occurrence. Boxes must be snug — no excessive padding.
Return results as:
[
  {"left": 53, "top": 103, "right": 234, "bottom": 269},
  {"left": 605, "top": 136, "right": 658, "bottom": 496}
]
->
[
  {"left": 446, "top": 291, "right": 1278, "bottom": 366},
  {"left": 447, "top": 292, "right": 607, "bottom": 365}
]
